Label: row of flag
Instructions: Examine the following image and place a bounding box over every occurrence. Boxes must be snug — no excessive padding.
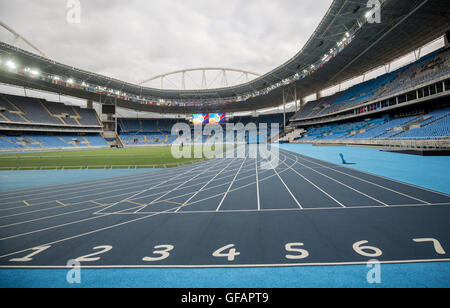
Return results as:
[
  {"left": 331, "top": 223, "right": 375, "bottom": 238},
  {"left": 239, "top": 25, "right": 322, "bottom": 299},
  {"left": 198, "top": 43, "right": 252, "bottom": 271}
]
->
[{"left": 12, "top": 34, "right": 355, "bottom": 108}]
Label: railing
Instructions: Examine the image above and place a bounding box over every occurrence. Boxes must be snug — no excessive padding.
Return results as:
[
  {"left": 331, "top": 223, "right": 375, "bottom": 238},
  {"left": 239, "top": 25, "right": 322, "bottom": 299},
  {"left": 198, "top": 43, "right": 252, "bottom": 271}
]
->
[
  {"left": 293, "top": 138, "right": 450, "bottom": 150},
  {"left": 291, "top": 75, "right": 450, "bottom": 126},
  {"left": 0, "top": 154, "right": 208, "bottom": 170}
]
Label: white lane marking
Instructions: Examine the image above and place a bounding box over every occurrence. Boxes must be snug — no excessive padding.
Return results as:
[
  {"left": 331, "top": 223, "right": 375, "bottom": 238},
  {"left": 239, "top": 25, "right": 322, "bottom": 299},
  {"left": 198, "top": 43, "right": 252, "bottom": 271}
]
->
[
  {"left": 0, "top": 152, "right": 290, "bottom": 243},
  {"left": 269, "top": 156, "right": 303, "bottom": 209},
  {"left": 0, "top": 205, "right": 104, "bottom": 229},
  {"left": 280, "top": 156, "right": 346, "bottom": 208},
  {"left": 283, "top": 149, "right": 447, "bottom": 201},
  {"left": 0, "top": 158, "right": 219, "bottom": 201},
  {"left": 0, "top": 191, "right": 147, "bottom": 219},
  {"left": 175, "top": 158, "right": 237, "bottom": 212},
  {"left": 215, "top": 154, "right": 249, "bottom": 212},
  {"left": 2, "top": 151, "right": 444, "bottom": 262},
  {"left": 1, "top": 258, "right": 450, "bottom": 269},
  {"left": 119, "top": 154, "right": 294, "bottom": 214},
  {"left": 95, "top": 159, "right": 213, "bottom": 215},
  {"left": 255, "top": 155, "right": 261, "bottom": 211},
  {"left": 299, "top": 155, "right": 431, "bottom": 204},
  {"left": 135, "top": 157, "right": 230, "bottom": 213},
  {"left": 0, "top": 160, "right": 224, "bottom": 207},
  {"left": 290, "top": 156, "right": 389, "bottom": 206},
  {"left": 0, "top": 164, "right": 253, "bottom": 212},
  {"left": 90, "top": 202, "right": 450, "bottom": 215},
  {"left": 0, "top": 159, "right": 281, "bottom": 221},
  {"left": 0, "top": 204, "right": 144, "bottom": 242},
  {"left": 0, "top": 153, "right": 293, "bottom": 261},
  {"left": 0, "top": 162, "right": 331, "bottom": 199},
  {"left": 0, "top": 207, "right": 179, "bottom": 261}
]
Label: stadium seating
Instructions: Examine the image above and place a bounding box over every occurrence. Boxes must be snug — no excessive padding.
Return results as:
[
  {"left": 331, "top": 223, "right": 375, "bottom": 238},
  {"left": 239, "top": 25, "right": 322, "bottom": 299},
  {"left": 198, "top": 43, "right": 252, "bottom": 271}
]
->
[
  {"left": 295, "top": 107, "right": 450, "bottom": 142},
  {"left": 120, "top": 132, "right": 176, "bottom": 146},
  {"left": 0, "top": 93, "right": 102, "bottom": 127},
  {"left": 392, "top": 108, "right": 450, "bottom": 140},
  {"left": 293, "top": 48, "right": 450, "bottom": 121},
  {"left": 118, "top": 113, "right": 291, "bottom": 146},
  {"left": 0, "top": 134, "right": 108, "bottom": 150},
  {"left": 0, "top": 92, "right": 107, "bottom": 151},
  {"left": 118, "top": 118, "right": 186, "bottom": 133},
  {"left": 383, "top": 49, "right": 450, "bottom": 97},
  {"left": 118, "top": 118, "right": 187, "bottom": 146}
]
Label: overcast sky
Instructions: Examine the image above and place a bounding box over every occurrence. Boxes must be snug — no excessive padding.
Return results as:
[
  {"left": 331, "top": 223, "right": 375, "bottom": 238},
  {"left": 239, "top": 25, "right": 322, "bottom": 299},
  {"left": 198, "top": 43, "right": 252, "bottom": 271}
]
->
[{"left": 0, "top": 0, "right": 332, "bottom": 86}]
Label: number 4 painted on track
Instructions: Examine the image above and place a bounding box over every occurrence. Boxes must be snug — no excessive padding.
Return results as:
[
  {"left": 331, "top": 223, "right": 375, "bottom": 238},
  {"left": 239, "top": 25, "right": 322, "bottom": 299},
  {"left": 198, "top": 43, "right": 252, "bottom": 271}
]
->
[
  {"left": 413, "top": 238, "right": 446, "bottom": 255},
  {"left": 213, "top": 244, "right": 240, "bottom": 261}
]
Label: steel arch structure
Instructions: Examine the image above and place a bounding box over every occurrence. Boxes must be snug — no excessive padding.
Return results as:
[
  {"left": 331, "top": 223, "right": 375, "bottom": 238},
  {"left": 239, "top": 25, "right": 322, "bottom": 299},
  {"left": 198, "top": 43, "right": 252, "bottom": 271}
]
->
[
  {"left": 140, "top": 68, "right": 260, "bottom": 90},
  {"left": 0, "top": 20, "right": 49, "bottom": 58},
  {"left": 0, "top": 0, "right": 449, "bottom": 113}
]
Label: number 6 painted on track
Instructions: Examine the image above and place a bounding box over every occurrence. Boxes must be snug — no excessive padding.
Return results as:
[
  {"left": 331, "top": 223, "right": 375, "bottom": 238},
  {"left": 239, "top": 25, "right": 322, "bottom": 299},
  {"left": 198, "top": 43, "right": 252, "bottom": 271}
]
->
[{"left": 353, "top": 241, "right": 383, "bottom": 258}]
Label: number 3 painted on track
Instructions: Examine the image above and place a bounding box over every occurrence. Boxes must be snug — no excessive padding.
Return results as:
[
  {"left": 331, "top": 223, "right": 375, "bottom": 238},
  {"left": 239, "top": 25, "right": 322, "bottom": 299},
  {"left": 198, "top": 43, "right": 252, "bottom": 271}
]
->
[{"left": 143, "top": 245, "right": 174, "bottom": 262}]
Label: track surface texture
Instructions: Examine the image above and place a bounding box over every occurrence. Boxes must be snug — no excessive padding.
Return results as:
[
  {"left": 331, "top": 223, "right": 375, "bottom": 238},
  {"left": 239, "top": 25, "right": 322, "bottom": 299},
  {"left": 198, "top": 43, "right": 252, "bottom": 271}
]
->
[{"left": 0, "top": 146, "right": 449, "bottom": 268}]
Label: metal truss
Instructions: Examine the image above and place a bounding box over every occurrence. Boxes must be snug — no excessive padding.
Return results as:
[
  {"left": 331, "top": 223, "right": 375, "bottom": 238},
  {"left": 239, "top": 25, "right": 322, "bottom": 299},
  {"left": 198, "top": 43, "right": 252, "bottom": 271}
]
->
[
  {"left": 139, "top": 68, "right": 260, "bottom": 90},
  {"left": 0, "top": 20, "right": 49, "bottom": 58}
]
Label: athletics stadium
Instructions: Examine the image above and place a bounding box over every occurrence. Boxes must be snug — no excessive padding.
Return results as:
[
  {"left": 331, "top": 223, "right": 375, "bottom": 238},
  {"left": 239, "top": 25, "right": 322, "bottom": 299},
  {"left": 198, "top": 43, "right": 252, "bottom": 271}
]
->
[{"left": 0, "top": 0, "right": 449, "bottom": 289}]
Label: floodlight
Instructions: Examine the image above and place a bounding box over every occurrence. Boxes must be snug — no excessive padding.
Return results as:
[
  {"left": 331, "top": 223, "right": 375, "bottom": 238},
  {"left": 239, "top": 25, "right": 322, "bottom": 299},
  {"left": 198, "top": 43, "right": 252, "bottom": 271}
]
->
[
  {"left": 28, "top": 68, "right": 39, "bottom": 76},
  {"left": 6, "top": 60, "right": 16, "bottom": 69}
]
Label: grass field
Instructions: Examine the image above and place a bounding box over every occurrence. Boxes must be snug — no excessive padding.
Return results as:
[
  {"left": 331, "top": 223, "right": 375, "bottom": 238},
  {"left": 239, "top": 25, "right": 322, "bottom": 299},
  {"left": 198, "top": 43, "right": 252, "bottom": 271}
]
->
[{"left": 0, "top": 146, "right": 215, "bottom": 170}]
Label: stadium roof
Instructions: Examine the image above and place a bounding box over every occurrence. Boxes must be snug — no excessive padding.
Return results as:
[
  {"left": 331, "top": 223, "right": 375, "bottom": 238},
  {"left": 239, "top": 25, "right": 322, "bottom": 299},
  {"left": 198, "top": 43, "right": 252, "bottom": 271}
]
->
[{"left": 0, "top": 0, "right": 449, "bottom": 113}]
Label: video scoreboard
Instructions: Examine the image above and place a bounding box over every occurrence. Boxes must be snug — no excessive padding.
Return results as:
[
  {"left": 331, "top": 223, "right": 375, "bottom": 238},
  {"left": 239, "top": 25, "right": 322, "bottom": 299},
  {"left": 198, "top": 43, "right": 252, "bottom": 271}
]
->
[{"left": 192, "top": 113, "right": 226, "bottom": 125}]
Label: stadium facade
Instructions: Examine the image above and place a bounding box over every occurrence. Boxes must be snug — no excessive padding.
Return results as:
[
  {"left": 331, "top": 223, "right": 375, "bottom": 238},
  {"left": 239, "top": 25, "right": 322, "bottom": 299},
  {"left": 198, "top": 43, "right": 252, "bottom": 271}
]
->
[{"left": 0, "top": 0, "right": 449, "bottom": 152}]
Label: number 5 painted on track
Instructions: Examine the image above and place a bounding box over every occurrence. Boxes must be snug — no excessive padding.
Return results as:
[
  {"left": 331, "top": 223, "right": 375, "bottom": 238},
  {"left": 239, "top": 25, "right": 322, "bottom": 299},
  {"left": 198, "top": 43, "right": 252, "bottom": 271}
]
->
[
  {"left": 285, "top": 243, "right": 309, "bottom": 260},
  {"left": 413, "top": 238, "right": 446, "bottom": 255}
]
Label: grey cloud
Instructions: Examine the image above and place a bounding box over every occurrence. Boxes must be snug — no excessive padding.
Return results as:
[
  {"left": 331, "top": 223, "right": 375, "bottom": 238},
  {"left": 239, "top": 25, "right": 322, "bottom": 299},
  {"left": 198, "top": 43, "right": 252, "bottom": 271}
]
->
[{"left": 0, "top": 0, "right": 331, "bottom": 84}]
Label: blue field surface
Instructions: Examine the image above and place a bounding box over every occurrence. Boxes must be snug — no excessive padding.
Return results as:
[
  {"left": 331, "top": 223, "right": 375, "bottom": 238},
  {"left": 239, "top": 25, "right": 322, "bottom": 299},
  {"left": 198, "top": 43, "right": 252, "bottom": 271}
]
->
[
  {"left": 0, "top": 145, "right": 449, "bottom": 288},
  {"left": 1, "top": 262, "right": 449, "bottom": 288},
  {"left": 279, "top": 144, "right": 450, "bottom": 195},
  {"left": 0, "top": 169, "right": 157, "bottom": 191}
]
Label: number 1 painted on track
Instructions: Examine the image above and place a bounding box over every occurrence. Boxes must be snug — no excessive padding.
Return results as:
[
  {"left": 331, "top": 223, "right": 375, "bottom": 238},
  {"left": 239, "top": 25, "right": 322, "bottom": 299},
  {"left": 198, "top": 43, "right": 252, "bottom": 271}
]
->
[{"left": 9, "top": 246, "right": 51, "bottom": 262}]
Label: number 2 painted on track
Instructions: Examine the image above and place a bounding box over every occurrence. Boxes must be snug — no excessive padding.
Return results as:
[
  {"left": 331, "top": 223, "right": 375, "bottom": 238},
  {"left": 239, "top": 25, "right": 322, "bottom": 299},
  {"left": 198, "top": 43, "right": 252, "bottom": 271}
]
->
[
  {"left": 75, "top": 245, "right": 113, "bottom": 262},
  {"left": 6, "top": 238, "right": 447, "bottom": 265}
]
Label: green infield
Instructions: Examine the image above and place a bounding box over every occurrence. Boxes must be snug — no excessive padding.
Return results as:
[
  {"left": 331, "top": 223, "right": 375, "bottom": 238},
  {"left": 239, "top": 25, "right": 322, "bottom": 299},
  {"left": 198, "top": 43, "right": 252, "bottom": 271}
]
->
[{"left": 0, "top": 146, "right": 221, "bottom": 170}]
